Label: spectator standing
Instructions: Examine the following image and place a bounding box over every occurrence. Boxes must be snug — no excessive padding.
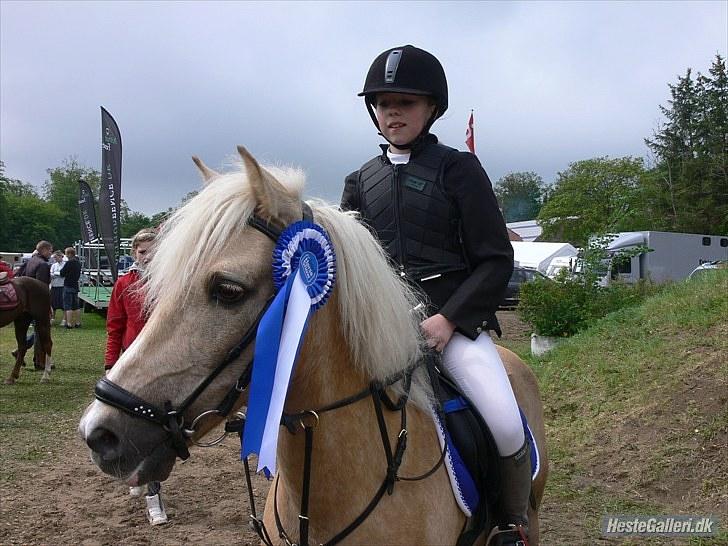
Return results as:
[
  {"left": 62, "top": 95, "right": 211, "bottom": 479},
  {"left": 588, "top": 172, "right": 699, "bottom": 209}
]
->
[
  {"left": 13, "top": 241, "right": 53, "bottom": 355},
  {"left": 60, "top": 247, "right": 82, "bottom": 328},
  {"left": 24, "top": 241, "right": 53, "bottom": 284},
  {"left": 49, "top": 251, "right": 66, "bottom": 325}
]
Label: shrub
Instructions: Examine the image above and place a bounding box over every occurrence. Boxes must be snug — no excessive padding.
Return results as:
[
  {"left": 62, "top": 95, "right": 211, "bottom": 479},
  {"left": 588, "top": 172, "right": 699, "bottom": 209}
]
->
[
  {"left": 518, "top": 275, "right": 593, "bottom": 337},
  {"left": 518, "top": 232, "right": 663, "bottom": 337},
  {"left": 518, "top": 275, "right": 660, "bottom": 337}
]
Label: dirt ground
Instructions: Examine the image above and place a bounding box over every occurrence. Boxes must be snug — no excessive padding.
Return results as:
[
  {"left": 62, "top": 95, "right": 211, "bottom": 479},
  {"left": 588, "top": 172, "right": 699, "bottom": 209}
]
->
[
  {"left": 492, "top": 310, "right": 532, "bottom": 346},
  {"left": 0, "top": 312, "right": 720, "bottom": 545}
]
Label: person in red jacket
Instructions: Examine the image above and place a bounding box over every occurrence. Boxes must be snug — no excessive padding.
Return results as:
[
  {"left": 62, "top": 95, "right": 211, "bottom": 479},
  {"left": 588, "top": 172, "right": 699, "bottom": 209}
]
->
[
  {"left": 104, "top": 230, "right": 154, "bottom": 368},
  {"left": 104, "top": 227, "right": 168, "bottom": 526}
]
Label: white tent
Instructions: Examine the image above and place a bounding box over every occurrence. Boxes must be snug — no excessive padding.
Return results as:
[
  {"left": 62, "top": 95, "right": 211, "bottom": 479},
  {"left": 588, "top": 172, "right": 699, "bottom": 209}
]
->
[
  {"left": 511, "top": 241, "right": 578, "bottom": 274},
  {"left": 506, "top": 220, "right": 542, "bottom": 242}
]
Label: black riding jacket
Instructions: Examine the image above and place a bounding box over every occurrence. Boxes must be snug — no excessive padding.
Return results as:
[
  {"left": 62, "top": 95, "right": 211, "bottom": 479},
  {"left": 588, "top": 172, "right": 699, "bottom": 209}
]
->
[{"left": 341, "top": 134, "right": 513, "bottom": 339}]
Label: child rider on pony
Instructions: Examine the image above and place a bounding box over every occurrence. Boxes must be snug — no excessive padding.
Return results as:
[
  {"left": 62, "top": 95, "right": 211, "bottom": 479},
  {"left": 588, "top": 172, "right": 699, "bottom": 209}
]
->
[{"left": 341, "top": 45, "right": 530, "bottom": 546}]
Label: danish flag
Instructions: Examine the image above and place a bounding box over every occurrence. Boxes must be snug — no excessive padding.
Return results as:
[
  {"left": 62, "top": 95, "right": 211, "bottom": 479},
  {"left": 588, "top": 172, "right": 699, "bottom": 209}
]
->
[{"left": 465, "top": 111, "right": 475, "bottom": 154}]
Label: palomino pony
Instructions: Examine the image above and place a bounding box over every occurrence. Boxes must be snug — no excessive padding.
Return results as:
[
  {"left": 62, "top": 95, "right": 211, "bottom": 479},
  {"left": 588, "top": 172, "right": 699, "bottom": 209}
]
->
[
  {"left": 1, "top": 276, "right": 53, "bottom": 384},
  {"left": 79, "top": 147, "right": 547, "bottom": 545}
]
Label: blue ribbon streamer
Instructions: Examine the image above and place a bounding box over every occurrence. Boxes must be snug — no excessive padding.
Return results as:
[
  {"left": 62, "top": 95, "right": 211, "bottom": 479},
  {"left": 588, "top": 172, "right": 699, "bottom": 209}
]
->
[
  {"left": 240, "top": 220, "right": 336, "bottom": 477},
  {"left": 241, "top": 271, "right": 296, "bottom": 466}
]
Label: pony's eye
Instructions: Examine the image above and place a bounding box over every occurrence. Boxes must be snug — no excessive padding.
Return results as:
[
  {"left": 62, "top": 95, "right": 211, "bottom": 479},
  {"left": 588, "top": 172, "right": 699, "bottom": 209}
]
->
[{"left": 213, "top": 281, "right": 245, "bottom": 304}]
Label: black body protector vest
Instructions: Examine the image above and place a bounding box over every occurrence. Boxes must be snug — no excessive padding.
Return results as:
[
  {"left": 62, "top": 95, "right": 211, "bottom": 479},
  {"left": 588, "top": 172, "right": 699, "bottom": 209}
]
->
[{"left": 356, "top": 142, "right": 469, "bottom": 281}]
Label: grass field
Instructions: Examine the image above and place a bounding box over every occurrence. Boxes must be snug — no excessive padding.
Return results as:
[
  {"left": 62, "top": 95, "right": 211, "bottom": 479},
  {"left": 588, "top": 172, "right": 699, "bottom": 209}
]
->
[
  {"left": 0, "top": 312, "right": 107, "bottom": 481},
  {"left": 527, "top": 270, "right": 728, "bottom": 544}
]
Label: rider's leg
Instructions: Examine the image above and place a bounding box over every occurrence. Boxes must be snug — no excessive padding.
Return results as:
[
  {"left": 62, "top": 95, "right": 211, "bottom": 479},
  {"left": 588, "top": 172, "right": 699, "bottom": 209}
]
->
[{"left": 442, "top": 333, "right": 530, "bottom": 539}]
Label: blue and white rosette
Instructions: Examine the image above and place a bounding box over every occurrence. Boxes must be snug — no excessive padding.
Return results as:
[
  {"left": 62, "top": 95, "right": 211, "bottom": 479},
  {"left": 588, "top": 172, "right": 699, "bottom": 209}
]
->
[{"left": 242, "top": 220, "right": 336, "bottom": 476}]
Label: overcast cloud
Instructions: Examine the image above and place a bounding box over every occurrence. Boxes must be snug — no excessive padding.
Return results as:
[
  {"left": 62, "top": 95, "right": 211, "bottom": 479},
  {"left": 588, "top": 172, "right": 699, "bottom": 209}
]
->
[{"left": 1, "top": 1, "right": 726, "bottom": 215}]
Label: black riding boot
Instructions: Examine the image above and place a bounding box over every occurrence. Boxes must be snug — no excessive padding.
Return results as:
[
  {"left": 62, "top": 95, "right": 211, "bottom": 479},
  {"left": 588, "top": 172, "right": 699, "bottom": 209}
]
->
[{"left": 490, "top": 440, "right": 531, "bottom": 546}]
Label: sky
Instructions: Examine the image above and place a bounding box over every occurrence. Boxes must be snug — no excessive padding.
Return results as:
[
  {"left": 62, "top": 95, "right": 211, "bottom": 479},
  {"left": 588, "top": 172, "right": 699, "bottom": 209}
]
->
[{"left": 1, "top": 1, "right": 726, "bottom": 216}]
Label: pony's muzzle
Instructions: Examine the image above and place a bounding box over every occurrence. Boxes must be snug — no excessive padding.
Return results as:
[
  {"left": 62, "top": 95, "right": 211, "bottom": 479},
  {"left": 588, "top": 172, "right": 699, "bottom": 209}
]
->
[
  {"left": 80, "top": 401, "right": 179, "bottom": 483},
  {"left": 85, "top": 426, "right": 123, "bottom": 461}
]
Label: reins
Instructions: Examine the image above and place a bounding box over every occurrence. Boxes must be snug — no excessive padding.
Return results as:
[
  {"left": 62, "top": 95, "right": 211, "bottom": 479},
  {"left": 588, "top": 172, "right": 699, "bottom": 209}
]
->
[{"left": 243, "top": 352, "right": 448, "bottom": 546}]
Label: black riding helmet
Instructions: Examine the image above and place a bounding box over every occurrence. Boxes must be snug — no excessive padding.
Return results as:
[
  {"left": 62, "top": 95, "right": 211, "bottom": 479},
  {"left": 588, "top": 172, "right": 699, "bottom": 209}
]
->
[{"left": 359, "top": 45, "right": 448, "bottom": 149}]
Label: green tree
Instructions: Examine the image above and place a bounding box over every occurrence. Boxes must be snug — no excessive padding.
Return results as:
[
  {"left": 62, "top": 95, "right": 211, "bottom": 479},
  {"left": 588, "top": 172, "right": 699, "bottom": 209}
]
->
[
  {"left": 494, "top": 172, "right": 545, "bottom": 222},
  {"left": 121, "top": 210, "right": 153, "bottom": 238},
  {"left": 644, "top": 54, "right": 728, "bottom": 234},
  {"left": 4, "top": 193, "right": 63, "bottom": 251},
  {"left": 537, "top": 157, "right": 648, "bottom": 247},
  {"left": 1, "top": 162, "right": 64, "bottom": 250},
  {"left": 43, "top": 158, "right": 102, "bottom": 248},
  {"left": 180, "top": 190, "right": 199, "bottom": 205}
]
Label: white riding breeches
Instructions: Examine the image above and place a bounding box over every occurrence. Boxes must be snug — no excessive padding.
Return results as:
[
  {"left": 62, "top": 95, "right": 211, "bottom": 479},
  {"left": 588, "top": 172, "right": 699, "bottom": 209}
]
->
[{"left": 442, "top": 332, "right": 525, "bottom": 457}]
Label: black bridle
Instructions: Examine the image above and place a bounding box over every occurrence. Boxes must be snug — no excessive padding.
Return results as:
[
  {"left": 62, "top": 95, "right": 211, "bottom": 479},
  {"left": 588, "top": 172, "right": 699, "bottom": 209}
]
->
[
  {"left": 93, "top": 202, "right": 448, "bottom": 546},
  {"left": 242, "top": 353, "right": 447, "bottom": 546},
  {"left": 93, "top": 205, "right": 312, "bottom": 459}
]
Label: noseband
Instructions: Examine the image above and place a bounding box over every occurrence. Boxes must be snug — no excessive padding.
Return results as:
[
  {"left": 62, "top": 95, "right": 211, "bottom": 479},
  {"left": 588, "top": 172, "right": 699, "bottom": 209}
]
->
[{"left": 94, "top": 204, "right": 313, "bottom": 460}]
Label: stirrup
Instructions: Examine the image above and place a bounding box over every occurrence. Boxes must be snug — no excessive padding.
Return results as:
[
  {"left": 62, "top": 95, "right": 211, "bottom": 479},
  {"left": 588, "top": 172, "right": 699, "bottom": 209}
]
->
[{"left": 486, "top": 523, "right": 529, "bottom": 546}]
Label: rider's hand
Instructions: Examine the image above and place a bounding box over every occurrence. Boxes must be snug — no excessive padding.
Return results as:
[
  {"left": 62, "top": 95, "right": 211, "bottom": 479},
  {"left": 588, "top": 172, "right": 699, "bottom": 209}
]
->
[{"left": 420, "top": 314, "right": 456, "bottom": 352}]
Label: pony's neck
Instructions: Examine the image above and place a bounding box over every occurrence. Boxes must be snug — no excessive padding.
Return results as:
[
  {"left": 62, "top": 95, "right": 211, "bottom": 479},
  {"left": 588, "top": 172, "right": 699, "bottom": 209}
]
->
[
  {"left": 271, "top": 301, "right": 458, "bottom": 543},
  {"left": 283, "top": 304, "right": 366, "bottom": 415},
  {"left": 277, "top": 305, "right": 390, "bottom": 498}
]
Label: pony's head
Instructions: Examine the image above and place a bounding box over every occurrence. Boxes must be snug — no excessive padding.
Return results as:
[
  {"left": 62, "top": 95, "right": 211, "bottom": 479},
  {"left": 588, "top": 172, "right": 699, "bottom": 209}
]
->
[{"left": 79, "top": 147, "right": 428, "bottom": 485}]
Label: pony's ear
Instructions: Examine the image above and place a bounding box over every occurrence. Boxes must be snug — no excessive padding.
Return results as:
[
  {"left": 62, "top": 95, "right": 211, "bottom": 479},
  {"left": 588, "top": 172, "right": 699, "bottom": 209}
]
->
[
  {"left": 191, "top": 156, "right": 219, "bottom": 185},
  {"left": 237, "top": 145, "right": 297, "bottom": 223}
]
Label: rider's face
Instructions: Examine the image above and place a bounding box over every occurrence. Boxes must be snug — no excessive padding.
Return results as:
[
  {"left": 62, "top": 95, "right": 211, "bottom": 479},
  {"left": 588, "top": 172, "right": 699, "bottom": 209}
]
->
[
  {"left": 374, "top": 93, "right": 436, "bottom": 152},
  {"left": 133, "top": 241, "right": 153, "bottom": 266}
]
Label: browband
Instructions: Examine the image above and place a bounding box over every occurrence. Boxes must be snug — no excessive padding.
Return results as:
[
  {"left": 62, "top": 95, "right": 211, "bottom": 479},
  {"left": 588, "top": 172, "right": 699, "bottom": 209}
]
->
[{"left": 247, "top": 202, "right": 314, "bottom": 243}]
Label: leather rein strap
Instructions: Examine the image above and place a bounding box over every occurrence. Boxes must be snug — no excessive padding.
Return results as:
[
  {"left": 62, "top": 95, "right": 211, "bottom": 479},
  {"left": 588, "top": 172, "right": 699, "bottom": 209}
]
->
[
  {"left": 93, "top": 203, "right": 313, "bottom": 460},
  {"left": 246, "top": 352, "right": 448, "bottom": 546}
]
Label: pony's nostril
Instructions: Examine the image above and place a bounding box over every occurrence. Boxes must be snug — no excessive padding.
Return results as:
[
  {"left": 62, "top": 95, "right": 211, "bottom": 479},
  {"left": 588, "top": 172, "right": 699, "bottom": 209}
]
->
[{"left": 86, "top": 426, "right": 121, "bottom": 459}]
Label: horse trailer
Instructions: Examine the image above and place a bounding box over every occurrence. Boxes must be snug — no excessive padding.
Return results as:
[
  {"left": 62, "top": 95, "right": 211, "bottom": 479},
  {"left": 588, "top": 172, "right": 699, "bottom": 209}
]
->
[{"left": 604, "top": 231, "right": 728, "bottom": 284}]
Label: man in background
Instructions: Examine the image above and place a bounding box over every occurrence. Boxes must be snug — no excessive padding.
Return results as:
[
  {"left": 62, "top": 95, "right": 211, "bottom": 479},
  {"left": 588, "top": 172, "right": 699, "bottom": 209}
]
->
[{"left": 60, "top": 247, "right": 82, "bottom": 328}]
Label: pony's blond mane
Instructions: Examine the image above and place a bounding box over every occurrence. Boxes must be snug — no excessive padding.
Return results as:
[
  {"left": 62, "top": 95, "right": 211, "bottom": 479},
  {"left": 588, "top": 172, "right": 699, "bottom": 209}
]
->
[{"left": 144, "top": 163, "right": 431, "bottom": 407}]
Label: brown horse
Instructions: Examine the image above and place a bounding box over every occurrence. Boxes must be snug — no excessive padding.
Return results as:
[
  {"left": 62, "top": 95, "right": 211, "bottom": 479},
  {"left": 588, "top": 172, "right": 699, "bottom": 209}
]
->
[
  {"left": 1, "top": 276, "right": 53, "bottom": 384},
  {"left": 79, "top": 147, "right": 547, "bottom": 545}
]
